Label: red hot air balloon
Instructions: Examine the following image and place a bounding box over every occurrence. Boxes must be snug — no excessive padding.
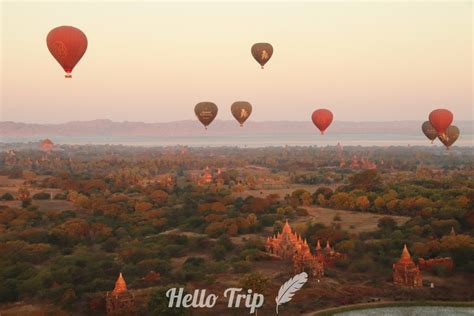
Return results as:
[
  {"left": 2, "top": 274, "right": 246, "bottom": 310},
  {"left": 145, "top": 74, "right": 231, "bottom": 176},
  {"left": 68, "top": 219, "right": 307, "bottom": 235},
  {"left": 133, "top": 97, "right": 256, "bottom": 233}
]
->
[
  {"left": 312, "top": 109, "right": 333, "bottom": 134},
  {"left": 47, "top": 26, "right": 88, "bottom": 78},
  {"left": 429, "top": 109, "right": 453, "bottom": 136}
]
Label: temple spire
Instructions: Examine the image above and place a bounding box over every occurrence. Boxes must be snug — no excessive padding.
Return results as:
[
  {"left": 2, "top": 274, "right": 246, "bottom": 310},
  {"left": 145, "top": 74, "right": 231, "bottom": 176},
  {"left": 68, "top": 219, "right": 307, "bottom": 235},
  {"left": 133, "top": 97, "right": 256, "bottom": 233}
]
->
[
  {"left": 316, "top": 240, "right": 321, "bottom": 251},
  {"left": 450, "top": 226, "right": 456, "bottom": 236},
  {"left": 112, "top": 272, "right": 128, "bottom": 296},
  {"left": 282, "top": 219, "right": 292, "bottom": 234},
  {"left": 400, "top": 244, "right": 411, "bottom": 261}
]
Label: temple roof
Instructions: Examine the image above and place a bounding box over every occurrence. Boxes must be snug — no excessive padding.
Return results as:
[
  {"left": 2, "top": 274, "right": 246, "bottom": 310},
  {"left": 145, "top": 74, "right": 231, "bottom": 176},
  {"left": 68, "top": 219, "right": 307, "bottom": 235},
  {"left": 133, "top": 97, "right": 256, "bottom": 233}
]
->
[
  {"left": 41, "top": 139, "right": 53, "bottom": 145},
  {"left": 399, "top": 244, "right": 412, "bottom": 262},
  {"left": 282, "top": 220, "right": 292, "bottom": 234},
  {"left": 326, "top": 240, "right": 331, "bottom": 249},
  {"left": 112, "top": 272, "right": 128, "bottom": 296}
]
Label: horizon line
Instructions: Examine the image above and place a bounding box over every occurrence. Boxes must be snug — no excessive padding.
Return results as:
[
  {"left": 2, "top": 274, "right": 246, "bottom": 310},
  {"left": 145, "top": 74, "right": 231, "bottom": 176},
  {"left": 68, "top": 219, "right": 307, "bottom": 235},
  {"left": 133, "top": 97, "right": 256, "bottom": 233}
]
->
[{"left": 2, "top": 119, "right": 473, "bottom": 125}]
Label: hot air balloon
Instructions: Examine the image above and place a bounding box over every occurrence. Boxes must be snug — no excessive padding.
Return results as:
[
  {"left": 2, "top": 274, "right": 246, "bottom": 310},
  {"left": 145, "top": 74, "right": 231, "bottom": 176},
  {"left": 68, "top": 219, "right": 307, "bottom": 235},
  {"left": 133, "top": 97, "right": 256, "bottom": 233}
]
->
[
  {"left": 47, "top": 26, "right": 88, "bottom": 78},
  {"left": 429, "top": 109, "right": 453, "bottom": 137},
  {"left": 251, "top": 43, "right": 273, "bottom": 69},
  {"left": 311, "top": 109, "right": 333, "bottom": 134},
  {"left": 438, "top": 125, "right": 459, "bottom": 149},
  {"left": 231, "top": 101, "right": 252, "bottom": 127},
  {"left": 195, "top": 102, "right": 218, "bottom": 129},
  {"left": 421, "top": 121, "right": 437, "bottom": 143}
]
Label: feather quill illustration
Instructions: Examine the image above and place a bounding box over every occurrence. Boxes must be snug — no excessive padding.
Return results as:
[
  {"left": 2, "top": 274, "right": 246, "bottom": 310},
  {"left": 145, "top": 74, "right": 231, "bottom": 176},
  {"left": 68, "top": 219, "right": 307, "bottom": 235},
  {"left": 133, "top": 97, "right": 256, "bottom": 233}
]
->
[{"left": 275, "top": 272, "right": 308, "bottom": 314}]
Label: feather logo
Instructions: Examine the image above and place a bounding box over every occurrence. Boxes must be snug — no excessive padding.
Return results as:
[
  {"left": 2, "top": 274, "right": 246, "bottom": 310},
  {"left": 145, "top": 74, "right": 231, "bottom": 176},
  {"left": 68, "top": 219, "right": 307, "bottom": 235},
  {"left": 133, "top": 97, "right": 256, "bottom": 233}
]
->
[{"left": 275, "top": 272, "right": 308, "bottom": 314}]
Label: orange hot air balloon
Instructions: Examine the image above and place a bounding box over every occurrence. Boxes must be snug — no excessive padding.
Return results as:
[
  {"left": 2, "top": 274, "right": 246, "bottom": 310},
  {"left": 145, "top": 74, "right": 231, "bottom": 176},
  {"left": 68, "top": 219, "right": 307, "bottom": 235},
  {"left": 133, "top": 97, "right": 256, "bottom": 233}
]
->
[
  {"left": 251, "top": 43, "right": 273, "bottom": 69},
  {"left": 47, "top": 26, "right": 88, "bottom": 78},
  {"left": 429, "top": 109, "right": 453, "bottom": 136},
  {"left": 312, "top": 109, "right": 333, "bottom": 134}
]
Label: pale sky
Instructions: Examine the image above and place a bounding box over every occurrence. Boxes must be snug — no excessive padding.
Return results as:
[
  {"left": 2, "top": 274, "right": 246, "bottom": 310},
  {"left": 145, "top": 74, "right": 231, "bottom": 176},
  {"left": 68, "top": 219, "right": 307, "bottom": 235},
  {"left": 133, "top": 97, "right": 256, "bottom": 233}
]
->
[{"left": 1, "top": 1, "right": 472, "bottom": 123}]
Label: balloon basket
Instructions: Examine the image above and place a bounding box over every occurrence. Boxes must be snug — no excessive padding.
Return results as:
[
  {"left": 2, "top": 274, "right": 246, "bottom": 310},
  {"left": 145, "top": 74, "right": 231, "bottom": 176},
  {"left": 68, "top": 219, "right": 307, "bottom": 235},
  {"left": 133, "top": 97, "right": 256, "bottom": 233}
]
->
[
  {"left": 65, "top": 74, "right": 72, "bottom": 78},
  {"left": 261, "top": 66, "right": 264, "bottom": 69}
]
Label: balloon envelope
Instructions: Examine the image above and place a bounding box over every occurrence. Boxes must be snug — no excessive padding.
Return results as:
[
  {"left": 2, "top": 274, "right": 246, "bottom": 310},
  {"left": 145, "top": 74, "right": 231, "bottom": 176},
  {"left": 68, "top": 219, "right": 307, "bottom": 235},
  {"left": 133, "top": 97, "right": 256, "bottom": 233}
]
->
[
  {"left": 422, "top": 121, "right": 437, "bottom": 142},
  {"left": 438, "top": 125, "right": 459, "bottom": 149},
  {"left": 311, "top": 109, "right": 333, "bottom": 134},
  {"left": 429, "top": 109, "right": 453, "bottom": 136},
  {"left": 195, "top": 102, "right": 218, "bottom": 129},
  {"left": 47, "top": 26, "right": 88, "bottom": 78},
  {"left": 231, "top": 101, "right": 252, "bottom": 126},
  {"left": 251, "top": 43, "right": 273, "bottom": 69}
]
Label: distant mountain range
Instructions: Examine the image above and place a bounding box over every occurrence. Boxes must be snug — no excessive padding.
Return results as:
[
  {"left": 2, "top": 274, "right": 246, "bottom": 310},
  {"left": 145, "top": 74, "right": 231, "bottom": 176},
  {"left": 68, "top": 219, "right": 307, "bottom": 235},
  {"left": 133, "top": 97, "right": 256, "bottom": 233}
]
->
[{"left": 1, "top": 119, "right": 473, "bottom": 137}]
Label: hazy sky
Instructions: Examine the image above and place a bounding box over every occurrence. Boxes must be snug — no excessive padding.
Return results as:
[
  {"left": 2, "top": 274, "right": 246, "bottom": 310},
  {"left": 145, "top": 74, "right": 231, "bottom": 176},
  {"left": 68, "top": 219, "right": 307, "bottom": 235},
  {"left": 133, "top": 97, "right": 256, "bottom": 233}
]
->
[{"left": 1, "top": 1, "right": 472, "bottom": 123}]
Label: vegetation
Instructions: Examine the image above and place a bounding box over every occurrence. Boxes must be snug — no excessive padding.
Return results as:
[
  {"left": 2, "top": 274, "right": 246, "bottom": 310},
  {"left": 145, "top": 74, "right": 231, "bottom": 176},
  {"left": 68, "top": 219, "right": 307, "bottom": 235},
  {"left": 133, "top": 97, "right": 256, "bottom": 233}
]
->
[{"left": 0, "top": 145, "right": 472, "bottom": 314}]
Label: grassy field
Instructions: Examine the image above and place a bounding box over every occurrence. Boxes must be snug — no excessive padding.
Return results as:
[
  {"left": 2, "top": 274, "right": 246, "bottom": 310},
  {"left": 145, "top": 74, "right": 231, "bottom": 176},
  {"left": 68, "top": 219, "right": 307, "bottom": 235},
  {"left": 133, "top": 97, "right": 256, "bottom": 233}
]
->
[
  {"left": 293, "top": 207, "right": 410, "bottom": 234},
  {"left": 232, "top": 184, "right": 339, "bottom": 199},
  {"left": 0, "top": 176, "right": 63, "bottom": 199}
]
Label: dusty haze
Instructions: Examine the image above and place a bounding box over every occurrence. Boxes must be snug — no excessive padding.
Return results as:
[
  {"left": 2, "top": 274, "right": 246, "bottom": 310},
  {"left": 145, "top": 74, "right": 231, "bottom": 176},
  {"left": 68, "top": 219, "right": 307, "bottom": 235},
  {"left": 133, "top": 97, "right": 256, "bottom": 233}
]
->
[{"left": 1, "top": 2, "right": 472, "bottom": 123}]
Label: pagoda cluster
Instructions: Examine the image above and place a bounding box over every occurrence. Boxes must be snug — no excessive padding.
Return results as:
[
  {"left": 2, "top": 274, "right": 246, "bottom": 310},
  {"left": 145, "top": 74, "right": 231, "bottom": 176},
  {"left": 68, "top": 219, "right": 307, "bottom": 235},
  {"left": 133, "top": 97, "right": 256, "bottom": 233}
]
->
[{"left": 265, "top": 220, "right": 345, "bottom": 277}]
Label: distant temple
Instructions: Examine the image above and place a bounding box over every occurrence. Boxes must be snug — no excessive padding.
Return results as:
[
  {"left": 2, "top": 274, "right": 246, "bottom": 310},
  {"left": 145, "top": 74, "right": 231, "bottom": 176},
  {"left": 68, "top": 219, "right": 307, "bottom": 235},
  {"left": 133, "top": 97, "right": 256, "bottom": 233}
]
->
[
  {"left": 417, "top": 227, "right": 455, "bottom": 273},
  {"left": 143, "top": 270, "right": 160, "bottom": 283},
  {"left": 349, "top": 155, "right": 377, "bottom": 169},
  {"left": 39, "top": 139, "right": 54, "bottom": 151},
  {"left": 157, "top": 174, "right": 175, "bottom": 188},
  {"left": 450, "top": 226, "right": 456, "bottom": 236},
  {"left": 106, "top": 273, "right": 134, "bottom": 314},
  {"left": 418, "top": 257, "right": 453, "bottom": 272},
  {"left": 198, "top": 167, "right": 213, "bottom": 185},
  {"left": 266, "top": 220, "right": 324, "bottom": 277},
  {"left": 339, "top": 159, "right": 346, "bottom": 168},
  {"left": 315, "top": 240, "right": 346, "bottom": 267},
  {"left": 350, "top": 156, "right": 361, "bottom": 169},
  {"left": 392, "top": 245, "right": 423, "bottom": 287}
]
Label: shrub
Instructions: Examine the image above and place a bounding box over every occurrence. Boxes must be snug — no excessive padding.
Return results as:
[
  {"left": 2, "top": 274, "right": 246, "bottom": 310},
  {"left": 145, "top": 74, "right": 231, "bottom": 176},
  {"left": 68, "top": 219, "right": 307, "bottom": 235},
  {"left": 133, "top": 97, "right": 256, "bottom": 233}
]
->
[
  {"left": 33, "top": 192, "right": 51, "bottom": 200},
  {"left": 212, "top": 245, "right": 226, "bottom": 261},
  {"left": 0, "top": 192, "right": 14, "bottom": 201},
  {"left": 232, "top": 261, "right": 252, "bottom": 273}
]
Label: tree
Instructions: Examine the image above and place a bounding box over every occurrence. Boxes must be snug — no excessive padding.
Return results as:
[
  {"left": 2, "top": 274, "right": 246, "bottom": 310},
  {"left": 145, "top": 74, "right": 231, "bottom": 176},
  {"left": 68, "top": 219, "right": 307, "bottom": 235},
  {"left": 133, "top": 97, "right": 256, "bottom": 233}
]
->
[
  {"left": 212, "top": 245, "right": 226, "bottom": 261},
  {"left": 377, "top": 217, "right": 397, "bottom": 231},
  {"left": 247, "top": 213, "right": 257, "bottom": 226},
  {"left": 148, "top": 285, "right": 186, "bottom": 316},
  {"left": 18, "top": 187, "right": 31, "bottom": 208},
  {"left": 0, "top": 193, "right": 14, "bottom": 201},
  {"left": 135, "top": 201, "right": 153, "bottom": 212},
  {"left": 317, "top": 194, "right": 328, "bottom": 207},
  {"left": 0, "top": 280, "right": 18, "bottom": 303},
  {"left": 330, "top": 192, "right": 354, "bottom": 210},
  {"left": 291, "top": 189, "right": 313, "bottom": 206},
  {"left": 240, "top": 272, "right": 269, "bottom": 295},
  {"left": 313, "top": 187, "right": 333, "bottom": 200},
  {"left": 356, "top": 196, "right": 370, "bottom": 211},
  {"left": 374, "top": 196, "right": 385, "bottom": 210},
  {"left": 348, "top": 170, "right": 382, "bottom": 191},
  {"left": 151, "top": 190, "right": 169, "bottom": 205},
  {"left": 33, "top": 192, "right": 51, "bottom": 200}
]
